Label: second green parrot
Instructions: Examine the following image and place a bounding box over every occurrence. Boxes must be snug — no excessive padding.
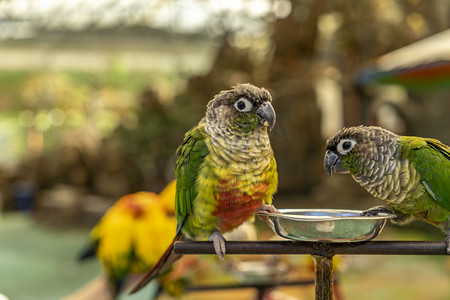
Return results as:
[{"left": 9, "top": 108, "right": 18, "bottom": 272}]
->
[
  {"left": 131, "top": 83, "right": 279, "bottom": 293},
  {"left": 324, "top": 126, "right": 450, "bottom": 253}
]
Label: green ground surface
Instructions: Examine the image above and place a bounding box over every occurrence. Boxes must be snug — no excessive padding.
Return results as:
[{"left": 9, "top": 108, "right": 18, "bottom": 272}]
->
[{"left": 0, "top": 212, "right": 100, "bottom": 300}]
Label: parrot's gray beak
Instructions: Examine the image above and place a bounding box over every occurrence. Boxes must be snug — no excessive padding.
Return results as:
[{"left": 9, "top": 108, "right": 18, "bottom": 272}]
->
[
  {"left": 257, "top": 102, "right": 276, "bottom": 131},
  {"left": 324, "top": 150, "right": 348, "bottom": 176}
]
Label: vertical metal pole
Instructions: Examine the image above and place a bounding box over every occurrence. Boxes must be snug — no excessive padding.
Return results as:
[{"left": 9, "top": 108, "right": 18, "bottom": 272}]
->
[
  {"left": 312, "top": 255, "right": 334, "bottom": 300},
  {"left": 256, "top": 287, "right": 269, "bottom": 300}
]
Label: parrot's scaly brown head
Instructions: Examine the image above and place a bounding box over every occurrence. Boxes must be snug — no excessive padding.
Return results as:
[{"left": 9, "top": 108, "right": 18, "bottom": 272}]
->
[
  {"left": 324, "top": 126, "right": 399, "bottom": 177},
  {"left": 205, "top": 83, "right": 276, "bottom": 133}
]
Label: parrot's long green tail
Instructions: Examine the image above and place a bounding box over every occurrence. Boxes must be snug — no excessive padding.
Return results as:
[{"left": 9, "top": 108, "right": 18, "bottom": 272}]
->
[{"left": 129, "top": 232, "right": 183, "bottom": 294}]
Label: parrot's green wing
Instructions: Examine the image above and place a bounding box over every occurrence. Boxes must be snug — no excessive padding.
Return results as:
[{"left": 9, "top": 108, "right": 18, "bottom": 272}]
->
[
  {"left": 175, "top": 123, "right": 209, "bottom": 227},
  {"left": 406, "top": 137, "right": 450, "bottom": 210}
]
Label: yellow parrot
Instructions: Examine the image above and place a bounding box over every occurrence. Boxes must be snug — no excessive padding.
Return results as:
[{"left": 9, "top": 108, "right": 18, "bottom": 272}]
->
[{"left": 79, "top": 181, "right": 178, "bottom": 298}]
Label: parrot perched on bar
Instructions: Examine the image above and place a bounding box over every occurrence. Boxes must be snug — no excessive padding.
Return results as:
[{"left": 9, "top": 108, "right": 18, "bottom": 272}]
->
[
  {"left": 79, "top": 181, "right": 179, "bottom": 297},
  {"left": 131, "top": 83, "right": 278, "bottom": 293},
  {"left": 324, "top": 125, "right": 450, "bottom": 253}
]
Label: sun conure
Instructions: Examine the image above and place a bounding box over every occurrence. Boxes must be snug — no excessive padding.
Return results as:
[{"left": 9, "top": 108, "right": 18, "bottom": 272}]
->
[
  {"left": 79, "top": 181, "right": 179, "bottom": 297},
  {"left": 324, "top": 125, "right": 450, "bottom": 253},
  {"left": 130, "top": 83, "right": 279, "bottom": 293}
]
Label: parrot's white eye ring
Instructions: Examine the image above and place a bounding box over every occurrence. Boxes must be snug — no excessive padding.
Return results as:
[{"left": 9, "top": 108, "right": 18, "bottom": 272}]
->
[
  {"left": 234, "top": 97, "right": 253, "bottom": 112},
  {"left": 337, "top": 139, "right": 356, "bottom": 154}
]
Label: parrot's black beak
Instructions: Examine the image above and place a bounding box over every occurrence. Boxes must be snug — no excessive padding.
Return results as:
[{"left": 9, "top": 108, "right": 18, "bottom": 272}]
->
[
  {"left": 257, "top": 102, "right": 276, "bottom": 131},
  {"left": 324, "top": 150, "right": 348, "bottom": 176}
]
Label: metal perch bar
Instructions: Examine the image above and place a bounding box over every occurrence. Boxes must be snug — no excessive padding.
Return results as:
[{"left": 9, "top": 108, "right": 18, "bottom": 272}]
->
[
  {"left": 174, "top": 240, "right": 448, "bottom": 256},
  {"left": 175, "top": 240, "right": 447, "bottom": 300}
]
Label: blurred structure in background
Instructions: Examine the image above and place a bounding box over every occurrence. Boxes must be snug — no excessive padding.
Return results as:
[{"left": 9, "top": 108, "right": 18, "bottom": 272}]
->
[
  {"left": 357, "top": 28, "right": 450, "bottom": 140},
  {"left": 0, "top": 0, "right": 448, "bottom": 225}
]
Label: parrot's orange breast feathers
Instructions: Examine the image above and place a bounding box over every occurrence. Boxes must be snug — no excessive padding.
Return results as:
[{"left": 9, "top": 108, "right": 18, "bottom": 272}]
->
[{"left": 213, "top": 181, "right": 269, "bottom": 232}]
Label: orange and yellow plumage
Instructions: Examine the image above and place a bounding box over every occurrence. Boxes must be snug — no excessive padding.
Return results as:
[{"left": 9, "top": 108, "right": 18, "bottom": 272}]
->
[{"left": 82, "top": 180, "right": 177, "bottom": 297}]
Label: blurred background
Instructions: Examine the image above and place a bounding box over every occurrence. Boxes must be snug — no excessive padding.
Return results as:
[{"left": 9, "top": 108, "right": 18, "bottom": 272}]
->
[{"left": 0, "top": 0, "right": 449, "bottom": 299}]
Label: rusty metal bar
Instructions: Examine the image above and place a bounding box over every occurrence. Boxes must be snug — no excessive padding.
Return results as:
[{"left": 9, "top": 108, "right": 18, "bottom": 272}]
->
[
  {"left": 186, "top": 279, "right": 316, "bottom": 291},
  {"left": 174, "top": 240, "right": 448, "bottom": 256},
  {"left": 185, "top": 279, "right": 316, "bottom": 300}
]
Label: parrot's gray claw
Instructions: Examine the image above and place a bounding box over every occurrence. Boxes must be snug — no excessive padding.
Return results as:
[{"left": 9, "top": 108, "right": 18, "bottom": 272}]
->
[
  {"left": 445, "top": 235, "right": 450, "bottom": 254},
  {"left": 208, "top": 231, "right": 226, "bottom": 260},
  {"left": 360, "top": 205, "right": 392, "bottom": 217},
  {"left": 256, "top": 205, "right": 279, "bottom": 228},
  {"left": 257, "top": 204, "right": 280, "bottom": 215}
]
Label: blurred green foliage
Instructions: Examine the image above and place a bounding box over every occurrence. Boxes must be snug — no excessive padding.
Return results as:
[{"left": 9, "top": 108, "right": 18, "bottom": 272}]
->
[{"left": 0, "top": 65, "right": 195, "bottom": 194}]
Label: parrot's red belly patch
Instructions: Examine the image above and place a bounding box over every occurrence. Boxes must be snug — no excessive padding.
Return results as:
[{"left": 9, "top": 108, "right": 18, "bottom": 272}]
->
[{"left": 213, "top": 181, "right": 268, "bottom": 232}]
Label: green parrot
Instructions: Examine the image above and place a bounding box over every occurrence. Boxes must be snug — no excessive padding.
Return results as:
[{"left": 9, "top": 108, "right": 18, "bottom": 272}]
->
[
  {"left": 130, "top": 83, "right": 278, "bottom": 293},
  {"left": 324, "top": 125, "right": 450, "bottom": 253}
]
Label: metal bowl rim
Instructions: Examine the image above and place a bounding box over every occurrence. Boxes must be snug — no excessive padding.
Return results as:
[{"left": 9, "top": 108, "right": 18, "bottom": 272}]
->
[{"left": 257, "top": 208, "right": 397, "bottom": 221}]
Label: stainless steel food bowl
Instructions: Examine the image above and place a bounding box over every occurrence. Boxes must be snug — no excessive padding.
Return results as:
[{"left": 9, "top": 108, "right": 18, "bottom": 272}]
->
[{"left": 257, "top": 208, "right": 396, "bottom": 242}]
